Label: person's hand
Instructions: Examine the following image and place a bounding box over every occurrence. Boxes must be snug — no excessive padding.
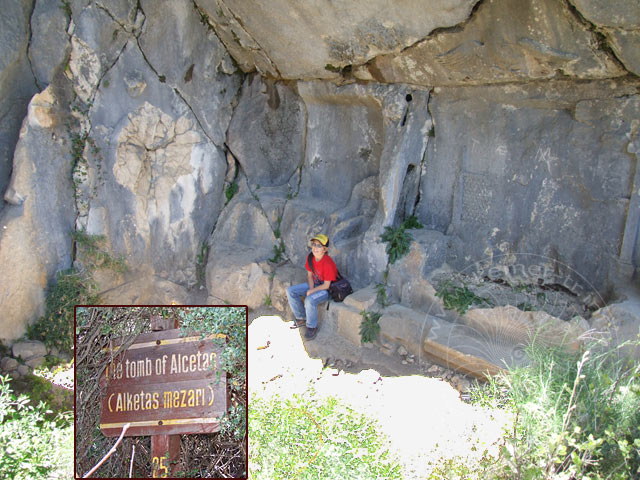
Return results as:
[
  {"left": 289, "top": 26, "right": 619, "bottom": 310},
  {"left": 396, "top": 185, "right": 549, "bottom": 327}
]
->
[{"left": 306, "top": 289, "right": 313, "bottom": 296}]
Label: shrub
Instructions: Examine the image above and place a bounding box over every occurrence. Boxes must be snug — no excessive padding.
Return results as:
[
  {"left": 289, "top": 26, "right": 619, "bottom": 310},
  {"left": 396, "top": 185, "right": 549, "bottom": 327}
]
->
[
  {"left": 249, "top": 391, "right": 403, "bottom": 479},
  {"left": 178, "top": 307, "right": 247, "bottom": 442},
  {"left": 480, "top": 339, "right": 640, "bottom": 479},
  {"left": 27, "top": 268, "right": 98, "bottom": 353},
  {"left": 0, "top": 375, "right": 73, "bottom": 479}
]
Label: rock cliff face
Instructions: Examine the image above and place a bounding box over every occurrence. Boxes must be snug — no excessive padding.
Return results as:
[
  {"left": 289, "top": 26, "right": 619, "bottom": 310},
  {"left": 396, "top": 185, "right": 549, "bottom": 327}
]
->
[{"left": 0, "top": 0, "right": 638, "bottom": 342}]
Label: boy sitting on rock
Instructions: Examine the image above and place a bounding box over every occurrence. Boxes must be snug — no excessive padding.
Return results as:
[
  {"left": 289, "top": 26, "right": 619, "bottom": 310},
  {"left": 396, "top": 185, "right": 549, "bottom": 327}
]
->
[{"left": 286, "top": 234, "right": 338, "bottom": 339}]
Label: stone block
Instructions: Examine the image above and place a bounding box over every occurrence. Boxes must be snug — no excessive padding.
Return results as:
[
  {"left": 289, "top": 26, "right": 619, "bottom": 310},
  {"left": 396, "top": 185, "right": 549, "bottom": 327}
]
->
[
  {"left": 0, "top": 357, "right": 18, "bottom": 372},
  {"left": 591, "top": 299, "right": 640, "bottom": 359},
  {"left": 207, "top": 246, "right": 272, "bottom": 309},
  {"left": 378, "top": 304, "right": 432, "bottom": 357},
  {"left": 463, "top": 306, "right": 586, "bottom": 352},
  {"left": 25, "top": 356, "right": 46, "bottom": 368},
  {"left": 333, "top": 303, "right": 363, "bottom": 346},
  {"left": 343, "top": 285, "right": 378, "bottom": 312},
  {"left": 271, "top": 264, "right": 307, "bottom": 312},
  {"left": 12, "top": 340, "right": 47, "bottom": 360},
  {"left": 422, "top": 317, "right": 506, "bottom": 380}
]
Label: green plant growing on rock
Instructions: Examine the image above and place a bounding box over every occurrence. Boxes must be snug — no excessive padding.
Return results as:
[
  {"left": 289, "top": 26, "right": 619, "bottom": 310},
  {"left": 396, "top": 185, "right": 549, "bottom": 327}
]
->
[
  {"left": 72, "top": 230, "right": 126, "bottom": 273},
  {"left": 269, "top": 240, "right": 286, "bottom": 264},
  {"left": 195, "top": 242, "right": 209, "bottom": 287},
  {"left": 380, "top": 216, "right": 424, "bottom": 265},
  {"left": 359, "top": 310, "right": 382, "bottom": 344},
  {"left": 375, "top": 283, "right": 389, "bottom": 308},
  {"left": 402, "top": 215, "right": 423, "bottom": 230},
  {"left": 27, "top": 269, "right": 99, "bottom": 354},
  {"left": 380, "top": 225, "right": 412, "bottom": 264},
  {"left": 225, "top": 182, "right": 239, "bottom": 205},
  {"left": 435, "top": 281, "right": 491, "bottom": 315}
]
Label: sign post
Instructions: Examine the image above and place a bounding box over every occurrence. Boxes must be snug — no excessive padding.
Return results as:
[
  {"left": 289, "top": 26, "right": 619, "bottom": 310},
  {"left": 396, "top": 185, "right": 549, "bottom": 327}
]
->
[{"left": 99, "top": 315, "right": 227, "bottom": 477}]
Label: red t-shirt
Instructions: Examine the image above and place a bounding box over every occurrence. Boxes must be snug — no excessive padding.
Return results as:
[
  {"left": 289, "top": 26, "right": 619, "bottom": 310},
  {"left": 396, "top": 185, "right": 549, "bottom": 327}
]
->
[{"left": 305, "top": 254, "right": 338, "bottom": 285}]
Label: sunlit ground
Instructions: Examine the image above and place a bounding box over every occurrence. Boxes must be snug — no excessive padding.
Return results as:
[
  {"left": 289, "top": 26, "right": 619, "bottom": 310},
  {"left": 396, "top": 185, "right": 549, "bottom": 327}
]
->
[{"left": 249, "top": 315, "right": 511, "bottom": 478}]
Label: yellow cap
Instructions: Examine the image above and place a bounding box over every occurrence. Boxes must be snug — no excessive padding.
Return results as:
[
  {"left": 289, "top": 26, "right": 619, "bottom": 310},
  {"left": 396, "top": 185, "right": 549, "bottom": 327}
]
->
[{"left": 310, "top": 234, "right": 329, "bottom": 246}]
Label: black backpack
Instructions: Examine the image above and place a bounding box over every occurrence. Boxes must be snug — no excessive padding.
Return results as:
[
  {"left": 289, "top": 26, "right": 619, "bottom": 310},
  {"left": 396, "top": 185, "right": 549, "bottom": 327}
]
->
[{"left": 307, "top": 253, "right": 353, "bottom": 303}]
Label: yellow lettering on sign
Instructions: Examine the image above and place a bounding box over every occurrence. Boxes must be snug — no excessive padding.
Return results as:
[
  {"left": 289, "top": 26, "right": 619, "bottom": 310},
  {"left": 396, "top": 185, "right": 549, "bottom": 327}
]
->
[
  {"left": 152, "top": 457, "right": 168, "bottom": 478},
  {"left": 163, "top": 391, "right": 172, "bottom": 409}
]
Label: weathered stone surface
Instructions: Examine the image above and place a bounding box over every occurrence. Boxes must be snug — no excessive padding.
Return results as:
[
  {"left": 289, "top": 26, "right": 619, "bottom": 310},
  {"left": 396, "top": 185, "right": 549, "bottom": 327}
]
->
[
  {"left": 207, "top": 247, "right": 271, "bottom": 308},
  {"left": 464, "top": 306, "right": 587, "bottom": 351},
  {"left": 379, "top": 304, "right": 432, "bottom": 357},
  {"left": 368, "top": 0, "right": 626, "bottom": 86},
  {"left": 204, "top": 183, "right": 279, "bottom": 307},
  {"left": 604, "top": 29, "right": 640, "bottom": 76},
  {"left": 332, "top": 302, "right": 363, "bottom": 347},
  {"left": 99, "top": 275, "right": 189, "bottom": 305},
  {"left": 25, "top": 356, "right": 46, "bottom": 368},
  {"left": 12, "top": 340, "right": 47, "bottom": 360},
  {"left": 343, "top": 285, "right": 378, "bottom": 313},
  {"left": 200, "top": 0, "right": 479, "bottom": 79},
  {"left": 29, "top": 0, "right": 69, "bottom": 88},
  {"left": 139, "top": 0, "right": 241, "bottom": 146},
  {"left": 591, "top": 299, "right": 640, "bottom": 358},
  {"left": 227, "top": 76, "right": 306, "bottom": 187},
  {"left": 423, "top": 316, "right": 509, "bottom": 378},
  {"left": 67, "top": 3, "right": 135, "bottom": 104},
  {"left": 73, "top": 42, "right": 229, "bottom": 289},
  {"left": 570, "top": 0, "right": 640, "bottom": 76},
  {"left": 0, "top": 357, "right": 18, "bottom": 371},
  {"left": 570, "top": 0, "right": 640, "bottom": 29},
  {"left": 0, "top": 88, "right": 75, "bottom": 343},
  {"left": 387, "top": 230, "right": 461, "bottom": 303},
  {"left": 0, "top": 0, "right": 38, "bottom": 201},
  {"left": 416, "top": 80, "right": 640, "bottom": 293}
]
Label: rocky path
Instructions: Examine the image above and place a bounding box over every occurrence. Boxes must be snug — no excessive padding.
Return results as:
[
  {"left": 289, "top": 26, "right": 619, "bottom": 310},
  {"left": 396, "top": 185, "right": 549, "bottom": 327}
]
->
[{"left": 249, "top": 314, "right": 511, "bottom": 478}]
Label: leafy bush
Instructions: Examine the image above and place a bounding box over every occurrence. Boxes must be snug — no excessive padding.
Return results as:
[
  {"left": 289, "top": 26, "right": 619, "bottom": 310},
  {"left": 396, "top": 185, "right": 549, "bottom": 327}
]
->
[
  {"left": 27, "top": 268, "right": 98, "bottom": 353},
  {"left": 476, "top": 339, "right": 640, "bottom": 479},
  {"left": 359, "top": 310, "right": 382, "bottom": 344},
  {"left": 250, "top": 391, "right": 403, "bottom": 479},
  {"left": 0, "top": 375, "right": 73, "bottom": 479},
  {"left": 178, "top": 307, "right": 247, "bottom": 442}
]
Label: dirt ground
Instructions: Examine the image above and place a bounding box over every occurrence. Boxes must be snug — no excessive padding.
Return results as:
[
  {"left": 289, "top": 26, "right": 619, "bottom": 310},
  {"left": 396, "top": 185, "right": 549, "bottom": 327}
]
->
[{"left": 248, "top": 313, "right": 511, "bottom": 478}]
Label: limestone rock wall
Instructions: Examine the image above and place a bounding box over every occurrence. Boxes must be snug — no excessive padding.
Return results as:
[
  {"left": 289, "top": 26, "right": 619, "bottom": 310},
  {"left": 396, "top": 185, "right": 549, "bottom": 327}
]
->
[
  {"left": 419, "top": 80, "right": 640, "bottom": 291},
  {"left": 0, "top": 0, "right": 639, "bottom": 342}
]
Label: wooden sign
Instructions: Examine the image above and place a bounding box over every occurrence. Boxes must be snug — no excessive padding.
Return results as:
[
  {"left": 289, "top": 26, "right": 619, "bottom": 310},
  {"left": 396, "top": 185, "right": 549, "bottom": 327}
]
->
[{"left": 100, "top": 328, "right": 228, "bottom": 437}]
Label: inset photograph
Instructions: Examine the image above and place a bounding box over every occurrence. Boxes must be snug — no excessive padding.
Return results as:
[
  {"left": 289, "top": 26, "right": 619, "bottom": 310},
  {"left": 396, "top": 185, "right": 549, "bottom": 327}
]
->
[{"left": 75, "top": 306, "right": 247, "bottom": 478}]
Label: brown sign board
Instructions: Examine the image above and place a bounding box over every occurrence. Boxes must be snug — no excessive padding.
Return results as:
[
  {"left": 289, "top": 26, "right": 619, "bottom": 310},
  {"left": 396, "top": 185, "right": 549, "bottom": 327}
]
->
[{"left": 99, "top": 329, "right": 228, "bottom": 437}]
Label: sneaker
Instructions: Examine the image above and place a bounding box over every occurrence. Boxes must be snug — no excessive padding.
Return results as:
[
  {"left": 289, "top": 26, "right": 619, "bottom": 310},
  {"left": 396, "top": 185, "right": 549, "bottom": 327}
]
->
[
  {"left": 290, "top": 319, "right": 306, "bottom": 329},
  {"left": 304, "top": 327, "right": 318, "bottom": 339}
]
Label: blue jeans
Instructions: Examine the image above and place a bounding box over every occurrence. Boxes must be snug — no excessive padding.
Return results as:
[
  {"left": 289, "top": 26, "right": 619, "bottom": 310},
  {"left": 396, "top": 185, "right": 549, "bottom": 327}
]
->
[{"left": 286, "top": 283, "right": 329, "bottom": 328}]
